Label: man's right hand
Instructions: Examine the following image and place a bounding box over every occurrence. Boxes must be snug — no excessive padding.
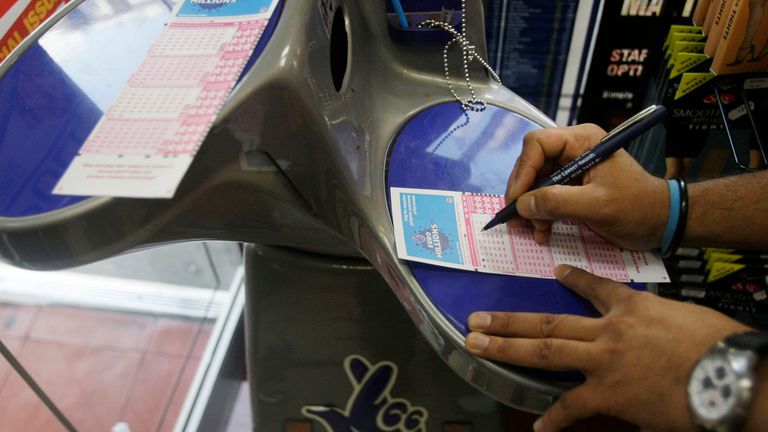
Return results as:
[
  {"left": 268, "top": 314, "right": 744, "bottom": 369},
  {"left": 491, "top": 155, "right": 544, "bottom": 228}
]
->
[{"left": 506, "top": 124, "right": 669, "bottom": 251}]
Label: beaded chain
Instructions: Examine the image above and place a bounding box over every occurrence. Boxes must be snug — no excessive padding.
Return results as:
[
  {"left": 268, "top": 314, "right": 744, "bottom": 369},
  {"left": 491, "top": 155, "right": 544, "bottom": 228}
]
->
[{"left": 419, "top": 0, "right": 501, "bottom": 112}]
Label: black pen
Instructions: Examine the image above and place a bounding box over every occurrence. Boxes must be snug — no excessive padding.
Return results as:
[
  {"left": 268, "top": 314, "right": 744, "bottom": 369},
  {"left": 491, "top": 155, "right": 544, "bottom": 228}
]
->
[{"left": 482, "top": 105, "right": 667, "bottom": 231}]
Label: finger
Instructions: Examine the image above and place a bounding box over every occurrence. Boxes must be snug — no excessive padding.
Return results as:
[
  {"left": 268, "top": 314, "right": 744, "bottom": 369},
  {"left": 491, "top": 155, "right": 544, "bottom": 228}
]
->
[
  {"left": 506, "top": 218, "right": 549, "bottom": 233},
  {"left": 504, "top": 216, "right": 531, "bottom": 230},
  {"left": 506, "top": 218, "right": 552, "bottom": 244},
  {"left": 533, "top": 226, "right": 552, "bottom": 244},
  {"left": 507, "top": 125, "right": 606, "bottom": 201},
  {"left": 529, "top": 218, "right": 551, "bottom": 232},
  {"left": 525, "top": 124, "right": 606, "bottom": 164},
  {"left": 534, "top": 385, "right": 599, "bottom": 432},
  {"left": 555, "top": 265, "right": 633, "bottom": 315},
  {"left": 530, "top": 219, "right": 552, "bottom": 244},
  {"left": 507, "top": 145, "right": 558, "bottom": 203},
  {"left": 465, "top": 333, "right": 595, "bottom": 371},
  {"left": 467, "top": 312, "right": 602, "bottom": 341},
  {"left": 357, "top": 364, "right": 396, "bottom": 401},
  {"left": 515, "top": 184, "right": 605, "bottom": 223}
]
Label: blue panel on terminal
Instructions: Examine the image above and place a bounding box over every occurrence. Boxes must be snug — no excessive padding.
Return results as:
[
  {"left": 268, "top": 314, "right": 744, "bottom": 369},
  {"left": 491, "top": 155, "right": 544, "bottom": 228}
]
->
[
  {"left": 386, "top": 102, "right": 602, "bottom": 337},
  {"left": 0, "top": 0, "right": 283, "bottom": 218}
]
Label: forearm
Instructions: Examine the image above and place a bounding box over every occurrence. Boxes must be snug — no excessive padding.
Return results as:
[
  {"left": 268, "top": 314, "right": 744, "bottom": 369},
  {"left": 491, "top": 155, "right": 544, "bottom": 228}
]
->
[{"left": 684, "top": 170, "right": 768, "bottom": 249}]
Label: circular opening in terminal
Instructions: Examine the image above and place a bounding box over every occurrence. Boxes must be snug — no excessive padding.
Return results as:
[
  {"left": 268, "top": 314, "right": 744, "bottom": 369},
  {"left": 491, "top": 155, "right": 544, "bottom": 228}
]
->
[{"left": 329, "top": 6, "right": 348, "bottom": 92}]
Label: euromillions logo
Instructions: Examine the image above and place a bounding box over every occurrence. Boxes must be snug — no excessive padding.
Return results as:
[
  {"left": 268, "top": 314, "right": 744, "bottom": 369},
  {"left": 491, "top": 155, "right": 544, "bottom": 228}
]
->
[
  {"left": 302, "top": 355, "right": 428, "bottom": 432},
  {"left": 410, "top": 223, "right": 451, "bottom": 259}
]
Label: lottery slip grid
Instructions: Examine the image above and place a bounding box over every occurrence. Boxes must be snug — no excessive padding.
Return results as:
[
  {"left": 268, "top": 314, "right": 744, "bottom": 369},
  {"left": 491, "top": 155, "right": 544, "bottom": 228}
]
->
[
  {"left": 53, "top": 1, "right": 277, "bottom": 198},
  {"left": 391, "top": 187, "right": 669, "bottom": 283}
]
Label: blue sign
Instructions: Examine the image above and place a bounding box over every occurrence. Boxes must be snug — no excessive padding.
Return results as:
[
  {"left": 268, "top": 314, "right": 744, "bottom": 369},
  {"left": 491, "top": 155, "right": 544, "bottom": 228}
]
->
[
  {"left": 176, "top": 0, "right": 274, "bottom": 18},
  {"left": 398, "top": 191, "right": 463, "bottom": 265}
]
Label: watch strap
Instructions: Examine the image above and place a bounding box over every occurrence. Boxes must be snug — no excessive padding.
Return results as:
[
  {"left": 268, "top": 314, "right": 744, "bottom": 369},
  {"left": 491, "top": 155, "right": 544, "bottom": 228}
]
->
[{"left": 724, "top": 331, "right": 768, "bottom": 356}]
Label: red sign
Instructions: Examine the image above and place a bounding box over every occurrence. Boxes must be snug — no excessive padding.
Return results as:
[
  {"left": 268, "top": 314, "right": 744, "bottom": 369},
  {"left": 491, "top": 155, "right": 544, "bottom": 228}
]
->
[
  {"left": 1, "top": 0, "right": 68, "bottom": 63},
  {"left": 0, "top": 0, "right": 17, "bottom": 18}
]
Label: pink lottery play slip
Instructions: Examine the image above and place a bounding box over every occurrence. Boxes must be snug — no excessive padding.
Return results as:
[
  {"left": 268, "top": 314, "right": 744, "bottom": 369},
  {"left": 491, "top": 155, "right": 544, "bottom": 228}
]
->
[
  {"left": 391, "top": 187, "right": 670, "bottom": 283},
  {"left": 53, "top": 0, "right": 278, "bottom": 198}
]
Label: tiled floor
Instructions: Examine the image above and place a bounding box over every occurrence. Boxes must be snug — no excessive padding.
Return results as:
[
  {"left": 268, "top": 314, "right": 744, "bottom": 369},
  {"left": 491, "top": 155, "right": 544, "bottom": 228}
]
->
[
  {"left": 0, "top": 302, "right": 634, "bottom": 432},
  {"left": 0, "top": 302, "right": 213, "bottom": 432}
]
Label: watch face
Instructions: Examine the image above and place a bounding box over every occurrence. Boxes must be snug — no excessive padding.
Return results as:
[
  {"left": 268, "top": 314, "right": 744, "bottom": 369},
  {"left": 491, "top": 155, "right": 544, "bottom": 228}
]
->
[{"left": 689, "top": 356, "right": 740, "bottom": 421}]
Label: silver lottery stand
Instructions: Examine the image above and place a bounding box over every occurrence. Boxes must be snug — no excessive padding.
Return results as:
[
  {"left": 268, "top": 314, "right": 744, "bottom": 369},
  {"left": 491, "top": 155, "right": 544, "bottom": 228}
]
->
[{"left": 0, "top": 0, "right": 592, "bottom": 429}]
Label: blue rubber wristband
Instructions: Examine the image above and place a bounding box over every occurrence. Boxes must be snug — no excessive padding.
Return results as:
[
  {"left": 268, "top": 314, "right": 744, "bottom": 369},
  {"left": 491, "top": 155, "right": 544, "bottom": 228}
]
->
[{"left": 660, "top": 179, "right": 680, "bottom": 256}]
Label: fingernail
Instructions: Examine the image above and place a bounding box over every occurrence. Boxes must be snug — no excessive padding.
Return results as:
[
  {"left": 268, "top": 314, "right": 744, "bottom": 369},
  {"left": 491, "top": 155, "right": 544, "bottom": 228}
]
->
[
  {"left": 533, "top": 417, "right": 543, "bottom": 432},
  {"left": 517, "top": 195, "right": 537, "bottom": 216},
  {"left": 468, "top": 312, "right": 492, "bottom": 330},
  {"left": 528, "top": 195, "right": 537, "bottom": 215},
  {"left": 466, "top": 333, "right": 489, "bottom": 351},
  {"left": 554, "top": 264, "right": 572, "bottom": 280}
]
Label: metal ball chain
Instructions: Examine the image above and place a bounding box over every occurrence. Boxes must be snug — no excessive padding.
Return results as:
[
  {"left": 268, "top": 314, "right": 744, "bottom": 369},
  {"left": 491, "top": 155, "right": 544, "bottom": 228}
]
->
[
  {"left": 429, "top": 109, "right": 469, "bottom": 154},
  {"left": 419, "top": 0, "right": 501, "bottom": 112}
]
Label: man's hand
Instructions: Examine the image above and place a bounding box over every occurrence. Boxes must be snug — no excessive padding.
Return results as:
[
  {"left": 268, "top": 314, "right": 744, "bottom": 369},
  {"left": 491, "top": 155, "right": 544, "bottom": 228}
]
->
[
  {"left": 507, "top": 124, "right": 668, "bottom": 250},
  {"left": 465, "top": 265, "right": 750, "bottom": 432}
]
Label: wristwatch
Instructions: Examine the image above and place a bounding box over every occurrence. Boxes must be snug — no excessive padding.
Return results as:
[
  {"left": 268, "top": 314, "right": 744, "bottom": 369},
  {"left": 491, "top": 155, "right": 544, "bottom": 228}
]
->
[{"left": 687, "top": 331, "right": 768, "bottom": 432}]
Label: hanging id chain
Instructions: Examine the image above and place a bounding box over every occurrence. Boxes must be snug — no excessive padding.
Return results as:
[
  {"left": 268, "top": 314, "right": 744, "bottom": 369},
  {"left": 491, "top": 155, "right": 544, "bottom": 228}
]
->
[{"left": 419, "top": 0, "right": 501, "bottom": 112}]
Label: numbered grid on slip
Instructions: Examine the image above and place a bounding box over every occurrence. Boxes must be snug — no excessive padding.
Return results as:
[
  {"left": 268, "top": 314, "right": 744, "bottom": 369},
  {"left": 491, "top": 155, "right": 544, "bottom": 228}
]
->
[
  {"left": 150, "top": 25, "right": 238, "bottom": 56},
  {"left": 224, "top": 21, "right": 266, "bottom": 50},
  {"left": 472, "top": 214, "right": 516, "bottom": 273},
  {"left": 108, "top": 87, "right": 202, "bottom": 119},
  {"left": 203, "top": 64, "right": 244, "bottom": 84},
  {"left": 510, "top": 228, "right": 554, "bottom": 276},
  {"left": 181, "top": 87, "right": 231, "bottom": 117},
  {"left": 158, "top": 116, "right": 215, "bottom": 155},
  {"left": 581, "top": 229, "right": 629, "bottom": 280},
  {"left": 223, "top": 36, "right": 260, "bottom": 52},
  {"left": 549, "top": 221, "right": 591, "bottom": 271},
  {"left": 130, "top": 55, "right": 219, "bottom": 87},
  {"left": 157, "top": 139, "right": 200, "bottom": 155},
  {"left": 80, "top": 120, "right": 178, "bottom": 155},
  {"left": 463, "top": 193, "right": 505, "bottom": 214}
]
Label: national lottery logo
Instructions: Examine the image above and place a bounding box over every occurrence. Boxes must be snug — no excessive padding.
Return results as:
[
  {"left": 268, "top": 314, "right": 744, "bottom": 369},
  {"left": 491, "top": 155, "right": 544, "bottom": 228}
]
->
[
  {"left": 302, "top": 355, "right": 428, "bottom": 432},
  {"left": 411, "top": 223, "right": 451, "bottom": 259}
]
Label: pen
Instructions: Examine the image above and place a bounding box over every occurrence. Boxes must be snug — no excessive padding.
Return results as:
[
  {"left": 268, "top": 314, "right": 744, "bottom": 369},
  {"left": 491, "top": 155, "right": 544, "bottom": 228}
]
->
[
  {"left": 482, "top": 104, "right": 667, "bottom": 231},
  {"left": 391, "top": 0, "right": 410, "bottom": 29}
]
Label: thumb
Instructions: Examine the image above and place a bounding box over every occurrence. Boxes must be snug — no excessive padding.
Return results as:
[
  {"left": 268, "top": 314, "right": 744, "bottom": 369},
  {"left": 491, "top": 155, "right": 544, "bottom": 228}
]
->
[{"left": 516, "top": 184, "right": 601, "bottom": 222}]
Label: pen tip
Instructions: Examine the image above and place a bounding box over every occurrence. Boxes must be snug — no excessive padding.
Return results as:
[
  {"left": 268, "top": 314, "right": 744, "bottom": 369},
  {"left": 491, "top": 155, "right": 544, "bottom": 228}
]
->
[{"left": 481, "top": 221, "right": 495, "bottom": 231}]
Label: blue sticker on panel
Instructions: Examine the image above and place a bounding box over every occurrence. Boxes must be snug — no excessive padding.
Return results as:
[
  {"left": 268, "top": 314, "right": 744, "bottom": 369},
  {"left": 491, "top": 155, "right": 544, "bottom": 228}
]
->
[
  {"left": 176, "top": 0, "right": 275, "bottom": 17},
  {"left": 398, "top": 191, "right": 464, "bottom": 265}
]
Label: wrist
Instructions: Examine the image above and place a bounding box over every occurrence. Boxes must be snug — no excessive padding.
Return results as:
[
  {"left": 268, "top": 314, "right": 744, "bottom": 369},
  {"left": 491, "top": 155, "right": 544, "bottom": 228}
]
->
[
  {"left": 650, "top": 176, "right": 670, "bottom": 249},
  {"left": 688, "top": 331, "right": 768, "bottom": 432},
  {"left": 660, "top": 178, "right": 688, "bottom": 258},
  {"left": 681, "top": 180, "right": 702, "bottom": 248}
]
